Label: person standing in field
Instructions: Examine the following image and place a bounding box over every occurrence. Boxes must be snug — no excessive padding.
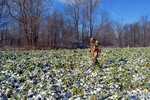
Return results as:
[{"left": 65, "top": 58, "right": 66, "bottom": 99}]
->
[{"left": 89, "top": 38, "right": 101, "bottom": 64}]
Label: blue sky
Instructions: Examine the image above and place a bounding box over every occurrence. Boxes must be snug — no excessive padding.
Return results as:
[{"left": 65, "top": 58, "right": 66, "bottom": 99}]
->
[
  {"left": 55, "top": 0, "right": 150, "bottom": 24},
  {"left": 101, "top": 0, "right": 150, "bottom": 24}
]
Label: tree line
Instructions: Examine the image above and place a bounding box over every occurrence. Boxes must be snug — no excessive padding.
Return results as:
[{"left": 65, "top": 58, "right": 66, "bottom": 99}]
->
[{"left": 0, "top": 0, "right": 150, "bottom": 49}]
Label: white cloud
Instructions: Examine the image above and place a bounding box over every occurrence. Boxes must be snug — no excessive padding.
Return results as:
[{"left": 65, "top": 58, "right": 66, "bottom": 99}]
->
[
  {"left": 58, "top": 0, "right": 74, "bottom": 4},
  {"left": 58, "top": 0, "right": 85, "bottom": 5}
]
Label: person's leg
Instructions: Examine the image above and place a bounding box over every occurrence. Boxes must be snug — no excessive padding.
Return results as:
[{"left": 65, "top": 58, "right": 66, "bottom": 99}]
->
[
  {"left": 93, "top": 52, "right": 99, "bottom": 64},
  {"left": 91, "top": 48, "right": 99, "bottom": 65}
]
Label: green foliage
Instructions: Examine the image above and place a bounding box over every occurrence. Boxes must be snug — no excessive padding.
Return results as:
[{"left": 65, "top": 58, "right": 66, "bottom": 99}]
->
[{"left": 0, "top": 48, "right": 150, "bottom": 99}]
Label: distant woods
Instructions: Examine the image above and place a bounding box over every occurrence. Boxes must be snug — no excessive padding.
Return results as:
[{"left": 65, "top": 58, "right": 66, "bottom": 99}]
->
[{"left": 0, "top": 0, "right": 150, "bottom": 49}]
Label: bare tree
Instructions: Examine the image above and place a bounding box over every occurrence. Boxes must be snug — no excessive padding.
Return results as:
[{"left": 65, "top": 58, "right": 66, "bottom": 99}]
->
[
  {"left": 0, "top": 0, "right": 9, "bottom": 47},
  {"left": 115, "top": 23, "right": 124, "bottom": 47},
  {"left": 140, "top": 16, "right": 150, "bottom": 47},
  {"left": 96, "top": 11, "right": 117, "bottom": 47},
  {"left": 1, "top": 0, "right": 150, "bottom": 49},
  {"left": 83, "top": 0, "right": 100, "bottom": 37},
  {"left": 47, "top": 10, "right": 65, "bottom": 48},
  {"left": 64, "top": 0, "right": 82, "bottom": 42},
  {"left": 6, "top": 0, "right": 51, "bottom": 48}
]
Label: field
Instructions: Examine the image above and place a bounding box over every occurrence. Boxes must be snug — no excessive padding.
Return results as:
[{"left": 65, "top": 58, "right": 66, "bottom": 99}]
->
[{"left": 0, "top": 48, "right": 150, "bottom": 100}]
